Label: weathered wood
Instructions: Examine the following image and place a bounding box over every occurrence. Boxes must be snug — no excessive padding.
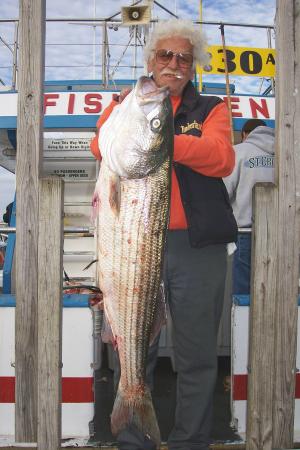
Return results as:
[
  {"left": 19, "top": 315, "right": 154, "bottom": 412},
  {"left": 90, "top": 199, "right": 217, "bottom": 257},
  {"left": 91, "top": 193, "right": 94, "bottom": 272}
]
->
[
  {"left": 246, "top": 2, "right": 300, "bottom": 448},
  {"left": 296, "top": 0, "right": 300, "bottom": 198},
  {"left": 37, "top": 177, "right": 64, "bottom": 450},
  {"left": 246, "top": 183, "right": 278, "bottom": 450},
  {"left": 0, "top": 445, "right": 248, "bottom": 450},
  {"left": 273, "top": 1, "right": 300, "bottom": 447},
  {"left": 15, "top": 0, "right": 46, "bottom": 442}
]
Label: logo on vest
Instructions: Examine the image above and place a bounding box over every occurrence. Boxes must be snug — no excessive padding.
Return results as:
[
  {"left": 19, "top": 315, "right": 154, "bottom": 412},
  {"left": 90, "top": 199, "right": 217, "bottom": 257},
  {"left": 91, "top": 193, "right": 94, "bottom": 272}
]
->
[{"left": 180, "top": 120, "right": 202, "bottom": 134}]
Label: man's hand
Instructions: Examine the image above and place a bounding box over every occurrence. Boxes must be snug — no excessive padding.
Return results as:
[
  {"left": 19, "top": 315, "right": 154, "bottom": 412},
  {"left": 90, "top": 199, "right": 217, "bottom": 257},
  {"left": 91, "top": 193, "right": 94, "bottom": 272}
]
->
[{"left": 119, "top": 88, "right": 132, "bottom": 103}]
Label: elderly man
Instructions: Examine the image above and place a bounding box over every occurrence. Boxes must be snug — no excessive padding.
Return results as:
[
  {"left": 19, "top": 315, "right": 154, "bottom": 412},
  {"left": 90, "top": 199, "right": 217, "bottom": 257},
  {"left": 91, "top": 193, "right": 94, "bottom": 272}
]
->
[{"left": 91, "top": 18, "right": 237, "bottom": 450}]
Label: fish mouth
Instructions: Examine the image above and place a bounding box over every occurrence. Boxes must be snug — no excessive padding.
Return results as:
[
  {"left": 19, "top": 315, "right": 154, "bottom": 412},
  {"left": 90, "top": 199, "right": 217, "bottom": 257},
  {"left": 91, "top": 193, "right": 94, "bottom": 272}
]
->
[{"left": 136, "top": 76, "right": 169, "bottom": 105}]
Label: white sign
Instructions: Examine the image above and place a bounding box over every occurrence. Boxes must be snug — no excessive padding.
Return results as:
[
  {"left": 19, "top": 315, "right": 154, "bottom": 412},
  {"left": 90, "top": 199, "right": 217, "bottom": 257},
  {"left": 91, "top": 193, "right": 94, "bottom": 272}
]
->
[
  {"left": 222, "top": 95, "right": 275, "bottom": 120},
  {"left": 0, "top": 91, "right": 117, "bottom": 118},
  {"left": 44, "top": 138, "right": 92, "bottom": 151},
  {"left": 0, "top": 91, "right": 275, "bottom": 121},
  {"left": 51, "top": 168, "right": 93, "bottom": 180},
  {"left": 44, "top": 161, "right": 96, "bottom": 180}
]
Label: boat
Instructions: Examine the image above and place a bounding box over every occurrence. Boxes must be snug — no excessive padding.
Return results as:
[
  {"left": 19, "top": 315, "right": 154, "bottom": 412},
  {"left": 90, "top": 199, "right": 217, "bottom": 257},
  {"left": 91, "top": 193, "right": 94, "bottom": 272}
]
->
[{"left": 0, "top": 6, "right": 282, "bottom": 446}]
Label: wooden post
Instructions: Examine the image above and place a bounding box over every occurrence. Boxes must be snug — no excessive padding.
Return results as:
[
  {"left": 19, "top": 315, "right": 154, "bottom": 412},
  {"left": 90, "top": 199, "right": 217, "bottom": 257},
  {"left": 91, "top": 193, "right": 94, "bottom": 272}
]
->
[
  {"left": 37, "top": 177, "right": 64, "bottom": 450},
  {"left": 246, "top": 1, "right": 300, "bottom": 448},
  {"left": 246, "top": 184, "right": 278, "bottom": 450},
  {"left": 15, "top": 0, "right": 45, "bottom": 442},
  {"left": 272, "top": 1, "right": 300, "bottom": 447}
]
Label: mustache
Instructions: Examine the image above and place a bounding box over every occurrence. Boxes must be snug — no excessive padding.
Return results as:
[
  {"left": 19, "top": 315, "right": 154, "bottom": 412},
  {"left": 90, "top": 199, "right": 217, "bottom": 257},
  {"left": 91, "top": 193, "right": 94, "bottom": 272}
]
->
[{"left": 160, "top": 69, "right": 184, "bottom": 79}]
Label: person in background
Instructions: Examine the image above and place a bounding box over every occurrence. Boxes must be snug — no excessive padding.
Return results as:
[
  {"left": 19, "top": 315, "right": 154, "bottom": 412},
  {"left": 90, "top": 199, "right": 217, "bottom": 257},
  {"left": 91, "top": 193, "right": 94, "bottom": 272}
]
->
[
  {"left": 0, "top": 201, "right": 13, "bottom": 268},
  {"left": 2, "top": 202, "right": 13, "bottom": 225},
  {"left": 223, "top": 118, "right": 275, "bottom": 295},
  {"left": 91, "top": 18, "right": 237, "bottom": 450}
]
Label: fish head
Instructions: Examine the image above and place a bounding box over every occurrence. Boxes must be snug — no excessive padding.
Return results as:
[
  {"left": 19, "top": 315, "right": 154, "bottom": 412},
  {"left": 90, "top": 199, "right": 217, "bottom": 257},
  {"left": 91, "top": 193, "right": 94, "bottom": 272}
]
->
[
  {"left": 131, "top": 76, "right": 173, "bottom": 178},
  {"left": 99, "top": 76, "right": 173, "bottom": 179}
]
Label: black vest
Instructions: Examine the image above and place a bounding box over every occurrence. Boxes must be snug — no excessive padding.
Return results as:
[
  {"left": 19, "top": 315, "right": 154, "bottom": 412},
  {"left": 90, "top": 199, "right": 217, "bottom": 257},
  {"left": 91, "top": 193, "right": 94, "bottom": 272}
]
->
[{"left": 173, "top": 82, "right": 238, "bottom": 248}]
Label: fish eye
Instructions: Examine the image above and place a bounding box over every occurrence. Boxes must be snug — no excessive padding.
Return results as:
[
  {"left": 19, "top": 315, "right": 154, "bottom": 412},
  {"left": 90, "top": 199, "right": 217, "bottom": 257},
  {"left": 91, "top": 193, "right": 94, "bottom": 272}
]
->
[{"left": 151, "top": 118, "right": 161, "bottom": 130}]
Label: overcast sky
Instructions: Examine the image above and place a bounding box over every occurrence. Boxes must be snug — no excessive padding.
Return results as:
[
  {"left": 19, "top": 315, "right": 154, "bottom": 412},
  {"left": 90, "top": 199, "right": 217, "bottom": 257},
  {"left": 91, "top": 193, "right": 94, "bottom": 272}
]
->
[
  {"left": 1, "top": 0, "right": 276, "bottom": 89},
  {"left": 0, "top": 0, "right": 276, "bottom": 218}
]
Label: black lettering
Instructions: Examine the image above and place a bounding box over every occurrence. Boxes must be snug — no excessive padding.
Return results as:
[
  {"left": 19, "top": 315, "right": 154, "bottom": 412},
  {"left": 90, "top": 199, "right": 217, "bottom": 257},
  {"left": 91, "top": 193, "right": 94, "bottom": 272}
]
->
[
  {"left": 266, "top": 53, "right": 275, "bottom": 65},
  {"left": 248, "top": 157, "right": 255, "bottom": 168},
  {"left": 217, "top": 49, "right": 236, "bottom": 73},
  {"left": 265, "top": 156, "right": 274, "bottom": 167},
  {"left": 240, "top": 51, "right": 262, "bottom": 74}
]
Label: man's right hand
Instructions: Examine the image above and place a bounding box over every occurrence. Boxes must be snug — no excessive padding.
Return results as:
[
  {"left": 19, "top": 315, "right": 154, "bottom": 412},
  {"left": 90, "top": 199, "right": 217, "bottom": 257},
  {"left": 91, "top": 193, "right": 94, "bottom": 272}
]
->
[{"left": 119, "top": 88, "right": 131, "bottom": 103}]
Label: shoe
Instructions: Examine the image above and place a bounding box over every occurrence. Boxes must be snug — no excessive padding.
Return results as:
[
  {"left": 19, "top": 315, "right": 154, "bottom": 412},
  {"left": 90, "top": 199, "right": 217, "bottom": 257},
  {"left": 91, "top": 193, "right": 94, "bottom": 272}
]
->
[{"left": 117, "top": 424, "right": 156, "bottom": 450}]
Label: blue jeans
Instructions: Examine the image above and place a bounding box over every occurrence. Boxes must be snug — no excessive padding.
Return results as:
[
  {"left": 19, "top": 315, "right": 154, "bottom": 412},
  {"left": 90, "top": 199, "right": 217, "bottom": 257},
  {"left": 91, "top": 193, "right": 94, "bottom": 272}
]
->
[{"left": 232, "top": 232, "right": 251, "bottom": 295}]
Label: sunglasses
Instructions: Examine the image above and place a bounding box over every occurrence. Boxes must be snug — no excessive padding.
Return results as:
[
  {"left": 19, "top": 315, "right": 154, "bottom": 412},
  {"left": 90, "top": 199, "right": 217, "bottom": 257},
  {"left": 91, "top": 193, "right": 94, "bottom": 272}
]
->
[{"left": 154, "top": 49, "right": 194, "bottom": 68}]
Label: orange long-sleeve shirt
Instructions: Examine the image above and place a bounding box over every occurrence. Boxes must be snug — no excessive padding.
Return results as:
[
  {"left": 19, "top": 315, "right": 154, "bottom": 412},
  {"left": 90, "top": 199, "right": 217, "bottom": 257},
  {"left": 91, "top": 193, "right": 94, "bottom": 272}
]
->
[{"left": 90, "top": 96, "right": 234, "bottom": 229}]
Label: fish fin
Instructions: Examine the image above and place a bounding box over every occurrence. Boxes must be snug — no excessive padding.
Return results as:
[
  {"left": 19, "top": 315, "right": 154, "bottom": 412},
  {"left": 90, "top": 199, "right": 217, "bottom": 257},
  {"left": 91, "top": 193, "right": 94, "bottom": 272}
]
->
[
  {"left": 149, "top": 282, "right": 167, "bottom": 346},
  {"left": 101, "top": 312, "right": 115, "bottom": 344},
  {"left": 111, "top": 385, "right": 160, "bottom": 450},
  {"left": 109, "top": 173, "right": 121, "bottom": 215}
]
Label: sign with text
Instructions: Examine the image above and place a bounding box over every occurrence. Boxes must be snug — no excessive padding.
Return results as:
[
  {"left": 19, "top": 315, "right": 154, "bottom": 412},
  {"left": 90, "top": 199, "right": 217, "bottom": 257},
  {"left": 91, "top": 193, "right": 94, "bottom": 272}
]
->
[
  {"left": 44, "top": 138, "right": 92, "bottom": 151},
  {"left": 0, "top": 91, "right": 118, "bottom": 118},
  {"left": 0, "top": 91, "right": 275, "bottom": 129},
  {"left": 199, "top": 46, "right": 276, "bottom": 77},
  {"left": 48, "top": 167, "right": 94, "bottom": 180}
]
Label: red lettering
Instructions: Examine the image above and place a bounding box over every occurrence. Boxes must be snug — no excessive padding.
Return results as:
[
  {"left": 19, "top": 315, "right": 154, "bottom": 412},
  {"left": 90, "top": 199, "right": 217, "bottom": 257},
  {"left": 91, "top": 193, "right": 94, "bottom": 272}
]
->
[
  {"left": 223, "top": 96, "right": 243, "bottom": 117},
  {"left": 84, "top": 93, "right": 102, "bottom": 113},
  {"left": 44, "top": 93, "right": 59, "bottom": 114},
  {"left": 68, "top": 93, "right": 75, "bottom": 114},
  {"left": 249, "top": 98, "right": 270, "bottom": 118}
]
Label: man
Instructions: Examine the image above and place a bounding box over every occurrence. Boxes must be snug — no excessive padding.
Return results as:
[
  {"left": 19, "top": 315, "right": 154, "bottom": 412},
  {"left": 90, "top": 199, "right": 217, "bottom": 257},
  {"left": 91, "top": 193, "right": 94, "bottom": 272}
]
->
[
  {"left": 91, "top": 18, "right": 237, "bottom": 450},
  {"left": 224, "top": 119, "right": 275, "bottom": 294}
]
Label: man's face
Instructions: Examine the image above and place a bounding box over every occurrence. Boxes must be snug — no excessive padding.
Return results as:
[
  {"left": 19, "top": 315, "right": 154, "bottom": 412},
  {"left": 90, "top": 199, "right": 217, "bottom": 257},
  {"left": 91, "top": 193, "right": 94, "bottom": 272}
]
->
[{"left": 147, "top": 37, "right": 194, "bottom": 96}]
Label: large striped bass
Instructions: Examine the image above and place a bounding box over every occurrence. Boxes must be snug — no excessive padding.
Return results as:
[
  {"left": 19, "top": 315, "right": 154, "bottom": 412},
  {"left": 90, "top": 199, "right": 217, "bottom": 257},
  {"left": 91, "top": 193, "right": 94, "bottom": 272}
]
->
[{"left": 93, "top": 76, "right": 173, "bottom": 448}]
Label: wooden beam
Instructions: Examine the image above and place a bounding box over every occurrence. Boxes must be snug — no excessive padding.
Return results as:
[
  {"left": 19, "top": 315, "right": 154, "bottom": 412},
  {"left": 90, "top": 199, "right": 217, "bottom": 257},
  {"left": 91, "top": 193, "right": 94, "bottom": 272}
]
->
[
  {"left": 7, "top": 443, "right": 300, "bottom": 450},
  {"left": 273, "top": 1, "right": 300, "bottom": 447},
  {"left": 296, "top": 0, "right": 300, "bottom": 199},
  {"left": 37, "top": 177, "right": 64, "bottom": 450},
  {"left": 246, "top": 183, "right": 278, "bottom": 450},
  {"left": 246, "top": 1, "right": 300, "bottom": 448},
  {"left": 15, "top": 0, "right": 46, "bottom": 442}
]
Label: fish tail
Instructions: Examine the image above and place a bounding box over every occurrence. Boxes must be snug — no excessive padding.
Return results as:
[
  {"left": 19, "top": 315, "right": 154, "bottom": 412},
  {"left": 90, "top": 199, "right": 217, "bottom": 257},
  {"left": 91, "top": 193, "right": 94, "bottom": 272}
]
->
[{"left": 111, "top": 385, "right": 161, "bottom": 449}]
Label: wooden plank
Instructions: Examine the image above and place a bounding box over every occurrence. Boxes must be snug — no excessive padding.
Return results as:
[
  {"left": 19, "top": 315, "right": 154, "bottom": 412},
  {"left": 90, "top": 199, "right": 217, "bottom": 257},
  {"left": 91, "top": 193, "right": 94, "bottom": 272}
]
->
[
  {"left": 37, "top": 177, "right": 64, "bottom": 450},
  {"left": 15, "top": 0, "right": 46, "bottom": 442},
  {"left": 246, "top": 183, "right": 278, "bottom": 450},
  {"left": 296, "top": 0, "right": 300, "bottom": 198},
  {"left": 246, "top": 2, "right": 300, "bottom": 448},
  {"left": 0, "top": 445, "right": 247, "bottom": 450},
  {"left": 273, "top": 1, "right": 300, "bottom": 447}
]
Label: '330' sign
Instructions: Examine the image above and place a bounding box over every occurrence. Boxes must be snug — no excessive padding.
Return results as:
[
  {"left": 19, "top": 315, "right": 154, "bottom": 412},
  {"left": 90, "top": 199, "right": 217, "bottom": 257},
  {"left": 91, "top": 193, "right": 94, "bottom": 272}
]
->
[{"left": 199, "top": 46, "right": 276, "bottom": 77}]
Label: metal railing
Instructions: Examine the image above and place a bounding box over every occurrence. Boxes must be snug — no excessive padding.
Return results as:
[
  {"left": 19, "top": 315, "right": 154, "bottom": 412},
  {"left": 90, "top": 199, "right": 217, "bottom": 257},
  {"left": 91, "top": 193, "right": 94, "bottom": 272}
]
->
[
  {"left": 0, "top": 226, "right": 94, "bottom": 235},
  {"left": 0, "top": 17, "right": 275, "bottom": 90},
  {"left": 0, "top": 225, "right": 252, "bottom": 236}
]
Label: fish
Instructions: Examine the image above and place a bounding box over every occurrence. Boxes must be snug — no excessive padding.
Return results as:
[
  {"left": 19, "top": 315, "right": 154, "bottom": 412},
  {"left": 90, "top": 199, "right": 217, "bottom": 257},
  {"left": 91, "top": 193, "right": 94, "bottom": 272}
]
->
[{"left": 93, "top": 75, "right": 174, "bottom": 448}]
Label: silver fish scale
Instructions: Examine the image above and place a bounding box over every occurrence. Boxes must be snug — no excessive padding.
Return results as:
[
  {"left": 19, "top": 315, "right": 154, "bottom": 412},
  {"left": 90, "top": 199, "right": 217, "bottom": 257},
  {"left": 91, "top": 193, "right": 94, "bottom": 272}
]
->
[
  {"left": 98, "top": 157, "right": 171, "bottom": 393},
  {"left": 96, "top": 78, "right": 173, "bottom": 446}
]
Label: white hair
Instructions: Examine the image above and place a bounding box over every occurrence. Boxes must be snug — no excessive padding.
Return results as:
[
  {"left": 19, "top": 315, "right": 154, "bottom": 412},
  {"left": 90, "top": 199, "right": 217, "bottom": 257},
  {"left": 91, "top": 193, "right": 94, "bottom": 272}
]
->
[{"left": 144, "top": 18, "right": 210, "bottom": 68}]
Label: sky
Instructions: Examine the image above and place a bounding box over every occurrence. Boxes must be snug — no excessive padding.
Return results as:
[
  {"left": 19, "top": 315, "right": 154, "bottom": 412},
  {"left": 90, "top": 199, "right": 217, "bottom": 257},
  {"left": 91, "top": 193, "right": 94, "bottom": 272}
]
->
[{"left": 0, "top": 0, "right": 276, "bottom": 218}]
